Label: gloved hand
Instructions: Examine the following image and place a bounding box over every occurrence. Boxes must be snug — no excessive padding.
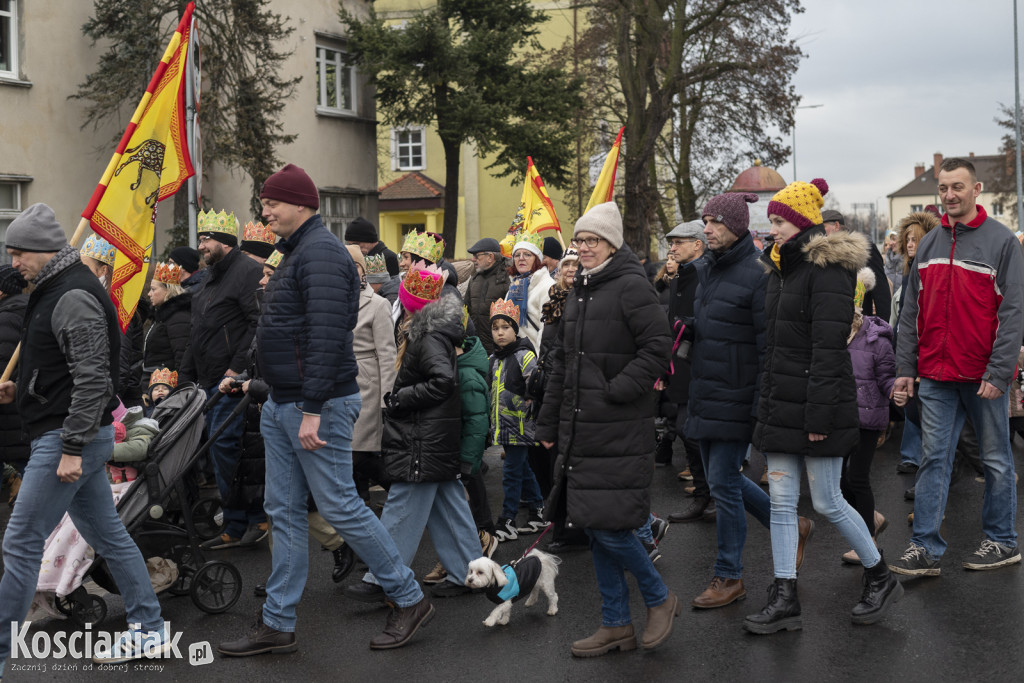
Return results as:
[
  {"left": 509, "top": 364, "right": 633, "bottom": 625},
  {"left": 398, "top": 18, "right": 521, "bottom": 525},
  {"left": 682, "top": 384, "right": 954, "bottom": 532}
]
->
[{"left": 383, "top": 391, "right": 400, "bottom": 416}]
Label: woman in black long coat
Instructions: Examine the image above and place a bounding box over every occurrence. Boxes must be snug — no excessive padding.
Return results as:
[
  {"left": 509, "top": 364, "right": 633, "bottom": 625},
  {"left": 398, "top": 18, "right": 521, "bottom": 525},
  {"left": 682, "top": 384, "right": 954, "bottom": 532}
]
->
[
  {"left": 144, "top": 262, "right": 191, "bottom": 374},
  {"left": 745, "top": 178, "right": 903, "bottom": 635},
  {"left": 536, "top": 203, "right": 675, "bottom": 657}
]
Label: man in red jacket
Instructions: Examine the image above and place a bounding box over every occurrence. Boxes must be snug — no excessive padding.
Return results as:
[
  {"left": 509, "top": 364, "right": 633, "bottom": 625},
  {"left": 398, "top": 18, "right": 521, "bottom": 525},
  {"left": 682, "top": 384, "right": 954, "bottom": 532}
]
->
[{"left": 890, "top": 157, "right": 1024, "bottom": 576}]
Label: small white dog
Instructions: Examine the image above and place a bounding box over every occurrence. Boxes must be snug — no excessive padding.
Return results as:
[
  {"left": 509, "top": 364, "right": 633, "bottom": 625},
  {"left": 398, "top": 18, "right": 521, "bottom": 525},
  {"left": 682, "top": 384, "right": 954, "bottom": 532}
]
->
[{"left": 464, "top": 549, "right": 561, "bottom": 627}]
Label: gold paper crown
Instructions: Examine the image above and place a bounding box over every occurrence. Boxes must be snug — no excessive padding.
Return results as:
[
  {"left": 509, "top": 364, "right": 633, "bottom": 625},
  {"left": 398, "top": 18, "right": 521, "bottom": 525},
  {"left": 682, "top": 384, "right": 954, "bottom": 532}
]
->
[
  {"left": 149, "top": 368, "right": 178, "bottom": 389},
  {"left": 400, "top": 230, "right": 444, "bottom": 264},
  {"left": 154, "top": 261, "right": 183, "bottom": 285},
  {"left": 197, "top": 209, "right": 238, "bottom": 237},
  {"left": 489, "top": 298, "right": 521, "bottom": 322},
  {"left": 81, "top": 234, "right": 117, "bottom": 266},
  {"left": 512, "top": 231, "right": 545, "bottom": 254},
  {"left": 364, "top": 253, "right": 388, "bottom": 276},
  {"left": 242, "top": 221, "right": 275, "bottom": 245},
  {"left": 265, "top": 249, "right": 283, "bottom": 269},
  {"left": 402, "top": 261, "right": 447, "bottom": 301}
]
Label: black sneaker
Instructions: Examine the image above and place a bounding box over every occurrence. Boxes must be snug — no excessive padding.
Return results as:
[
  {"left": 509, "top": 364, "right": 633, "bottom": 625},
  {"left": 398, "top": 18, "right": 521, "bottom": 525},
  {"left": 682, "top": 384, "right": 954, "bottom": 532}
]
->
[
  {"left": 494, "top": 517, "right": 518, "bottom": 542},
  {"left": 650, "top": 515, "right": 669, "bottom": 545},
  {"left": 962, "top": 539, "right": 1022, "bottom": 570},
  {"left": 896, "top": 461, "right": 919, "bottom": 474},
  {"left": 643, "top": 539, "right": 661, "bottom": 563},
  {"left": 904, "top": 486, "right": 915, "bottom": 501},
  {"left": 517, "top": 509, "right": 549, "bottom": 534},
  {"left": 888, "top": 544, "right": 941, "bottom": 576},
  {"left": 344, "top": 581, "right": 387, "bottom": 603},
  {"left": 430, "top": 580, "right": 472, "bottom": 598}
]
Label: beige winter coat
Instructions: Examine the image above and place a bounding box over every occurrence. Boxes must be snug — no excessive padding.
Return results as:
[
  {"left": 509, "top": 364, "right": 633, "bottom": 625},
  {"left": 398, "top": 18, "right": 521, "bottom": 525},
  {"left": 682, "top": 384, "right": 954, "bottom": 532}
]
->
[{"left": 352, "top": 283, "right": 398, "bottom": 452}]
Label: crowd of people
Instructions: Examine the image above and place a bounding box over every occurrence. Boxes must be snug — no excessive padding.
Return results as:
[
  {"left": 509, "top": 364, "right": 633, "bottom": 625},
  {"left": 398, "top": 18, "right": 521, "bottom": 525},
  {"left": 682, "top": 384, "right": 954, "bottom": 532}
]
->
[{"left": 0, "top": 155, "right": 1021, "bottom": 674}]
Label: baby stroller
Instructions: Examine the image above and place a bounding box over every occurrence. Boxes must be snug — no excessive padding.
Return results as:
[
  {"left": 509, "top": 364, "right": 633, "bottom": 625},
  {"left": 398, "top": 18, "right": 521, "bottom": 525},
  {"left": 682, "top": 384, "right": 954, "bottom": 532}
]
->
[{"left": 53, "top": 383, "right": 245, "bottom": 625}]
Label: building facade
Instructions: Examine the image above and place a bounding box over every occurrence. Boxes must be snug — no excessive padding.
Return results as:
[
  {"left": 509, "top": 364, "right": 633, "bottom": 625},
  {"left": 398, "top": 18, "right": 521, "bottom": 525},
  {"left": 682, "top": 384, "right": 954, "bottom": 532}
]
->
[{"left": 0, "top": 0, "right": 378, "bottom": 261}]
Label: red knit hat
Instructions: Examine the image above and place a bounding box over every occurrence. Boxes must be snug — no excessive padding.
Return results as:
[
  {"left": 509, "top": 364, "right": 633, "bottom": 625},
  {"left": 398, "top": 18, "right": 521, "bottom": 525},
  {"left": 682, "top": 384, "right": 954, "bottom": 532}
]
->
[
  {"left": 702, "top": 193, "right": 759, "bottom": 238},
  {"left": 260, "top": 164, "right": 320, "bottom": 210}
]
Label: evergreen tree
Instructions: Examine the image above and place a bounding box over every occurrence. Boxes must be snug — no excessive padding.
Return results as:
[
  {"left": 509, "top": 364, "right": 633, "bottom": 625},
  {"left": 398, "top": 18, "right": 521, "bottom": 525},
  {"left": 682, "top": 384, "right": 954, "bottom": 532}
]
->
[
  {"left": 74, "top": 0, "right": 300, "bottom": 255},
  {"left": 340, "top": 0, "right": 583, "bottom": 258}
]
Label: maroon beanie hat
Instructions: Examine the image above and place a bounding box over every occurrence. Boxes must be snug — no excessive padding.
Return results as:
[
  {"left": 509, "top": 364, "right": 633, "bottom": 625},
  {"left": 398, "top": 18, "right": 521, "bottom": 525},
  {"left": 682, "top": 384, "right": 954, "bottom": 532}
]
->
[
  {"left": 260, "top": 164, "right": 320, "bottom": 210},
  {"left": 702, "top": 192, "right": 759, "bottom": 238}
]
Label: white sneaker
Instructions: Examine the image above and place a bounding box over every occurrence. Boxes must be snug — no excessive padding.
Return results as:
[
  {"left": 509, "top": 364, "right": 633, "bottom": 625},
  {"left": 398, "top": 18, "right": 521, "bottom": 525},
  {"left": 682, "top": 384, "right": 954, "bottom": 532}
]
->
[{"left": 92, "top": 626, "right": 170, "bottom": 664}]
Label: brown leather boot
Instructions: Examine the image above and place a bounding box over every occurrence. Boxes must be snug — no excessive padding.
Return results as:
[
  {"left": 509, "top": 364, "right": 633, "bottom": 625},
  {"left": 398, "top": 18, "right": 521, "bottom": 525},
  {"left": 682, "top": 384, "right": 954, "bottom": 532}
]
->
[
  {"left": 369, "top": 597, "right": 434, "bottom": 650},
  {"left": 641, "top": 592, "right": 682, "bottom": 649},
  {"left": 217, "top": 616, "right": 297, "bottom": 657},
  {"left": 691, "top": 577, "right": 745, "bottom": 608},
  {"left": 570, "top": 625, "right": 636, "bottom": 657},
  {"left": 796, "top": 517, "right": 814, "bottom": 571}
]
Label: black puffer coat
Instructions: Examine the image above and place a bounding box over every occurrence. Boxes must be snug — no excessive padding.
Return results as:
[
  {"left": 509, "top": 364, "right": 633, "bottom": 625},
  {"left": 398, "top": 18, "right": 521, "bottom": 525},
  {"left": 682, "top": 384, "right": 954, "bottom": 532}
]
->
[
  {"left": 381, "top": 293, "right": 463, "bottom": 483},
  {"left": 685, "top": 233, "right": 767, "bottom": 442},
  {"left": 464, "top": 261, "right": 510, "bottom": 355},
  {"left": 664, "top": 260, "right": 700, "bottom": 405},
  {"left": 753, "top": 226, "right": 868, "bottom": 458},
  {"left": 536, "top": 246, "right": 671, "bottom": 531},
  {"left": 144, "top": 292, "right": 191, "bottom": 371},
  {"left": 119, "top": 301, "right": 149, "bottom": 407},
  {"left": 0, "top": 294, "right": 29, "bottom": 470}
]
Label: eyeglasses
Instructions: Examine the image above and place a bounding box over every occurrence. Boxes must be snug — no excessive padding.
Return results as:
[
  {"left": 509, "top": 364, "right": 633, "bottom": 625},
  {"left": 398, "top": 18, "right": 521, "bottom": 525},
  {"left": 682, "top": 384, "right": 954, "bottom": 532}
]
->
[
  {"left": 668, "top": 238, "right": 698, "bottom": 246},
  {"left": 514, "top": 253, "right": 534, "bottom": 260},
  {"left": 577, "top": 236, "right": 603, "bottom": 248}
]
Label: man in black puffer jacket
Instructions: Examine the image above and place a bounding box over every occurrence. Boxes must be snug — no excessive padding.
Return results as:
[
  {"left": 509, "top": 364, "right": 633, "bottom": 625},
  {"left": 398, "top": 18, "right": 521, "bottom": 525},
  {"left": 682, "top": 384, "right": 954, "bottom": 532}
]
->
[
  {"left": 0, "top": 265, "right": 29, "bottom": 494},
  {"left": 180, "top": 209, "right": 265, "bottom": 550},
  {"left": 686, "top": 192, "right": 808, "bottom": 612},
  {"left": 218, "top": 164, "right": 430, "bottom": 659}
]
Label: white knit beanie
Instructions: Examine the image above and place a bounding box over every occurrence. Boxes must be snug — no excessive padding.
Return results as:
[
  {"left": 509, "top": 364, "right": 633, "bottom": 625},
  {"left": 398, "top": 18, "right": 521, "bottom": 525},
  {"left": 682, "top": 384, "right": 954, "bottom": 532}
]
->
[{"left": 574, "top": 202, "right": 624, "bottom": 249}]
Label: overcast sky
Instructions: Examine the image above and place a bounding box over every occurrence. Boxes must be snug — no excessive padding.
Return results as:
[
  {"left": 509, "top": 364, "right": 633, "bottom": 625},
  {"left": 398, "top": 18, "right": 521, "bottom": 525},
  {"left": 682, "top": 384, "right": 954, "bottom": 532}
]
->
[{"left": 777, "top": 0, "right": 1019, "bottom": 224}]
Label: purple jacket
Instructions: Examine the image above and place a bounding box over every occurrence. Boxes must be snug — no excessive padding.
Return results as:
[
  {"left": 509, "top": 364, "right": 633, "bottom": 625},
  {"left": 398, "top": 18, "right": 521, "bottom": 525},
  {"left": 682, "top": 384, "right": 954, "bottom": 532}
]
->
[{"left": 848, "top": 315, "right": 896, "bottom": 431}]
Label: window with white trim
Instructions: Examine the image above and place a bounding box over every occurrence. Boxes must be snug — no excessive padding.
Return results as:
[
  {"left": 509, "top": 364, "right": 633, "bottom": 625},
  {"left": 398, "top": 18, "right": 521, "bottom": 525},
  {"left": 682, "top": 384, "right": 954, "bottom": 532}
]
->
[
  {"left": 391, "top": 127, "right": 425, "bottom": 171},
  {"left": 0, "top": 178, "right": 28, "bottom": 264},
  {"left": 910, "top": 204, "right": 923, "bottom": 213},
  {"left": 319, "top": 191, "right": 362, "bottom": 241},
  {"left": 0, "top": 0, "right": 18, "bottom": 78},
  {"left": 316, "top": 44, "right": 355, "bottom": 114},
  {"left": 992, "top": 201, "right": 1004, "bottom": 217}
]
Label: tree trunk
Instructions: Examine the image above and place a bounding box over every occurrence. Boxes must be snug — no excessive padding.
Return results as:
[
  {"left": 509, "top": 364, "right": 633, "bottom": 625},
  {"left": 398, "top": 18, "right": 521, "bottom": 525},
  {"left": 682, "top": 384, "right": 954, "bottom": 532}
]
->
[{"left": 440, "top": 134, "right": 461, "bottom": 260}]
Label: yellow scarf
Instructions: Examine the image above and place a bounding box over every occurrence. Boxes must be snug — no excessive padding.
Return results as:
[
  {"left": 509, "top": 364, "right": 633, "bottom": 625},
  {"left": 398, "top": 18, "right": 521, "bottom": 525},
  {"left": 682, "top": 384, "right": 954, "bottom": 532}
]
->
[{"left": 770, "top": 243, "right": 782, "bottom": 270}]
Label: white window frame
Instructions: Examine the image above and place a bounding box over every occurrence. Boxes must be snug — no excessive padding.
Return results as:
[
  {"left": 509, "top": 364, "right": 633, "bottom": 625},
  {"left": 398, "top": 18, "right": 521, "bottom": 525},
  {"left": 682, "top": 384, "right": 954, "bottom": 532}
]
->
[
  {"left": 391, "top": 126, "right": 426, "bottom": 171},
  {"left": 318, "top": 190, "right": 363, "bottom": 241},
  {"left": 0, "top": 0, "right": 18, "bottom": 79},
  {"left": 0, "top": 176, "right": 29, "bottom": 264},
  {"left": 315, "top": 43, "right": 356, "bottom": 116},
  {"left": 991, "top": 201, "right": 1005, "bottom": 217}
]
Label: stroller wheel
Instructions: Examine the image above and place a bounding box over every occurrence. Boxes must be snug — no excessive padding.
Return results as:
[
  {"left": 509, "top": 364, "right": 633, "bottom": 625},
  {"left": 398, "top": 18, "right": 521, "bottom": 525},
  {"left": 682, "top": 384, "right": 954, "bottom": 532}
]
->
[
  {"left": 190, "top": 561, "right": 242, "bottom": 614},
  {"left": 191, "top": 498, "right": 226, "bottom": 540},
  {"left": 55, "top": 594, "right": 74, "bottom": 616},
  {"left": 71, "top": 594, "right": 107, "bottom": 627}
]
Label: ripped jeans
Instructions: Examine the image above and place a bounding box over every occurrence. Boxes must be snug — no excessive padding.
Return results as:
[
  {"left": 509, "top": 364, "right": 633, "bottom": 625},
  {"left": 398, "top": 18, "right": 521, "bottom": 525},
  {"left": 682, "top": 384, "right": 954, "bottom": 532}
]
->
[{"left": 765, "top": 453, "right": 879, "bottom": 579}]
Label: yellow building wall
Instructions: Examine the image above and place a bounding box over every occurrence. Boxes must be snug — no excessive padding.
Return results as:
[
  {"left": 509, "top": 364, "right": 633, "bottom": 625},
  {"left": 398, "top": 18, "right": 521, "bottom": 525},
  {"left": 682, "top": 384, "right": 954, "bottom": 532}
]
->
[{"left": 375, "top": 1, "right": 582, "bottom": 257}]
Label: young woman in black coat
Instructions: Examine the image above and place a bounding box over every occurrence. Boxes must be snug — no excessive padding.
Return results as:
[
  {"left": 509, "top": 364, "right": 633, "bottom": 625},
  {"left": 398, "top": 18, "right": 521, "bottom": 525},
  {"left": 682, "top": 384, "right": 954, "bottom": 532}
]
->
[
  {"left": 536, "top": 203, "right": 676, "bottom": 657},
  {"left": 144, "top": 263, "right": 192, "bottom": 373},
  {"left": 745, "top": 179, "right": 903, "bottom": 635}
]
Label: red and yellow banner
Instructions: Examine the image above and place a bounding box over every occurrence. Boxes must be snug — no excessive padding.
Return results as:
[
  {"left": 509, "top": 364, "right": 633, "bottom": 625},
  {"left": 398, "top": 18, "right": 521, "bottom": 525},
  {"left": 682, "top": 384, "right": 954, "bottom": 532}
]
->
[
  {"left": 82, "top": 2, "right": 195, "bottom": 331},
  {"left": 521, "top": 156, "right": 561, "bottom": 235},
  {"left": 585, "top": 126, "right": 624, "bottom": 214}
]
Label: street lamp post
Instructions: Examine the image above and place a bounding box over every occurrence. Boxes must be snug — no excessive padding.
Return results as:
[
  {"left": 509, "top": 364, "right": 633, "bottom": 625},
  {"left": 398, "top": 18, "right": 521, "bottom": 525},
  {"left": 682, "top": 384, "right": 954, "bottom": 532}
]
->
[{"left": 792, "top": 104, "right": 824, "bottom": 182}]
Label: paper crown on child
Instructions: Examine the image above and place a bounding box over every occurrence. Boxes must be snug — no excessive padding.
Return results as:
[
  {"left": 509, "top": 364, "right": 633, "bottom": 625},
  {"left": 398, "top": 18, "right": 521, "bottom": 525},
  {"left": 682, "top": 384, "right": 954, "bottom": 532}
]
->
[
  {"left": 153, "top": 261, "right": 183, "bottom": 285},
  {"left": 81, "top": 234, "right": 117, "bottom": 266},
  {"left": 149, "top": 368, "right": 178, "bottom": 389},
  {"left": 489, "top": 299, "right": 521, "bottom": 332},
  {"left": 364, "top": 254, "right": 389, "bottom": 283},
  {"left": 399, "top": 260, "right": 448, "bottom": 313},
  {"left": 197, "top": 209, "right": 238, "bottom": 237},
  {"left": 400, "top": 230, "right": 445, "bottom": 264},
  {"left": 242, "top": 221, "right": 275, "bottom": 245},
  {"left": 265, "top": 249, "right": 284, "bottom": 269}
]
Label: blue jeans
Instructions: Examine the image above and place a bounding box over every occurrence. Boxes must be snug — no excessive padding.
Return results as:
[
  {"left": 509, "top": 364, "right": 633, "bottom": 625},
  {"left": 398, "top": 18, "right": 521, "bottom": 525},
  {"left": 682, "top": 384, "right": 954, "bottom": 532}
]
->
[
  {"left": 913, "top": 379, "right": 1017, "bottom": 558},
  {"left": 899, "top": 419, "right": 922, "bottom": 466},
  {"left": 363, "top": 480, "right": 480, "bottom": 587},
  {"left": 699, "top": 440, "right": 771, "bottom": 578},
  {"left": 587, "top": 528, "right": 669, "bottom": 627},
  {"left": 205, "top": 385, "right": 264, "bottom": 537},
  {"left": 500, "top": 444, "right": 544, "bottom": 519},
  {"left": 0, "top": 426, "right": 162, "bottom": 672},
  {"left": 260, "top": 395, "right": 422, "bottom": 631},
  {"left": 765, "top": 453, "right": 880, "bottom": 578},
  {"left": 635, "top": 514, "right": 656, "bottom": 544}
]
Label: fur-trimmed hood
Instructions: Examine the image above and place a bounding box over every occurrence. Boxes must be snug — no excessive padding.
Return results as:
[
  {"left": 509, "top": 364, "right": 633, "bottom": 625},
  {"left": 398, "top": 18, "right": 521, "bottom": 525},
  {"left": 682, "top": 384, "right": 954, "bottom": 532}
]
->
[
  {"left": 803, "top": 230, "right": 870, "bottom": 273},
  {"left": 407, "top": 292, "right": 465, "bottom": 344}
]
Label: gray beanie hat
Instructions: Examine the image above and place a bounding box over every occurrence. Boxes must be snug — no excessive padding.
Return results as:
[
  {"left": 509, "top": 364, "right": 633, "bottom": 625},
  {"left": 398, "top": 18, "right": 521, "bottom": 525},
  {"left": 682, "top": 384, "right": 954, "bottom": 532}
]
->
[
  {"left": 5, "top": 203, "right": 68, "bottom": 252},
  {"left": 574, "top": 201, "right": 624, "bottom": 249}
]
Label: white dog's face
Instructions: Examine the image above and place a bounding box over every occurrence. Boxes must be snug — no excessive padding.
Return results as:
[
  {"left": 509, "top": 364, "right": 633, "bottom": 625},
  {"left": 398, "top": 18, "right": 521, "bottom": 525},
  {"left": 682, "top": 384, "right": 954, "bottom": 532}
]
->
[{"left": 465, "top": 557, "right": 508, "bottom": 590}]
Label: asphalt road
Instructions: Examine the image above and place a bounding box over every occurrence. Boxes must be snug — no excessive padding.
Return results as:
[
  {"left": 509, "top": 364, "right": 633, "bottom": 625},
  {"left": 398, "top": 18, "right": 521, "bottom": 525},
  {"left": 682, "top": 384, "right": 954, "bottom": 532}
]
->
[{"left": 3, "top": 429, "right": 1024, "bottom": 682}]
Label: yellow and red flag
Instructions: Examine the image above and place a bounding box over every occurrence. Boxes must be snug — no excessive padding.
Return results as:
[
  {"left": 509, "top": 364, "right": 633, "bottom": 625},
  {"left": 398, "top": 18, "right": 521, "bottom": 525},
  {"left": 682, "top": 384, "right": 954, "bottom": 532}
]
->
[
  {"left": 82, "top": 2, "right": 195, "bottom": 331},
  {"left": 521, "top": 157, "right": 561, "bottom": 235},
  {"left": 585, "top": 126, "right": 624, "bottom": 214}
]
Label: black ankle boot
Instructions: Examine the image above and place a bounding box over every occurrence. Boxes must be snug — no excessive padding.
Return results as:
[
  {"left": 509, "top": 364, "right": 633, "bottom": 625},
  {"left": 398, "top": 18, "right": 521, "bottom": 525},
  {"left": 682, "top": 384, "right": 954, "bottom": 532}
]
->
[
  {"left": 851, "top": 552, "right": 904, "bottom": 625},
  {"left": 743, "top": 578, "right": 802, "bottom": 634},
  {"left": 332, "top": 544, "right": 356, "bottom": 583}
]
